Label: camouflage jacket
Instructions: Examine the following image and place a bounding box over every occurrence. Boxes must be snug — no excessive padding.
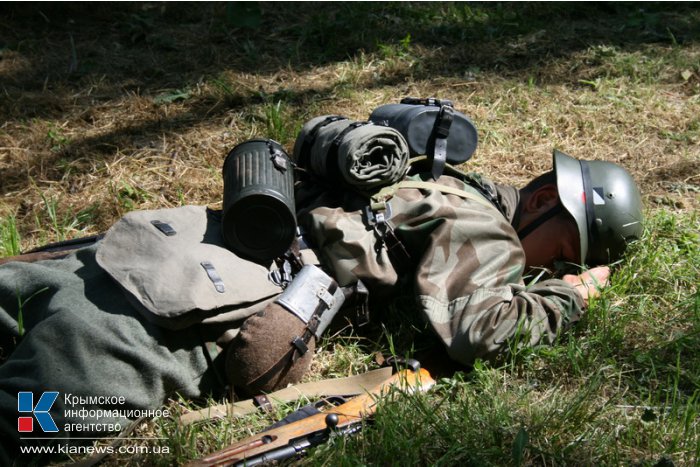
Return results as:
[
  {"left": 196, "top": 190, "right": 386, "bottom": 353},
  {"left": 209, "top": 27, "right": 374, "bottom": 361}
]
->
[{"left": 297, "top": 172, "right": 585, "bottom": 366}]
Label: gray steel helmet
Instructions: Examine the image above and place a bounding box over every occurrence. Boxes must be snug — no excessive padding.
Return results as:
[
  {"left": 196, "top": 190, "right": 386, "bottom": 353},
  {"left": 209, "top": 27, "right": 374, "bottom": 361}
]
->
[{"left": 554, "top": 150, "right": 644, "bottom": 266}]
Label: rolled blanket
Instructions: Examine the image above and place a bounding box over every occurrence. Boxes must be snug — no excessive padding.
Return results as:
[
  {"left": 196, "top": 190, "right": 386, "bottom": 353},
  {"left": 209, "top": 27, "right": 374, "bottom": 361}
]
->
[{"left": 293, "top": 115, "right": 410, "bottom": 194}]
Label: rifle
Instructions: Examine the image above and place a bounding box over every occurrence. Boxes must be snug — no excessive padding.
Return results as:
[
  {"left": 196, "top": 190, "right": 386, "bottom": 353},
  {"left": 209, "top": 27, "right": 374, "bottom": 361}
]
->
[
  {"left": 0, "top": 234, "right": 103, "bottom": 266},
  {"left": 186, "top": 367, "right": 435, "bottom": 467}
]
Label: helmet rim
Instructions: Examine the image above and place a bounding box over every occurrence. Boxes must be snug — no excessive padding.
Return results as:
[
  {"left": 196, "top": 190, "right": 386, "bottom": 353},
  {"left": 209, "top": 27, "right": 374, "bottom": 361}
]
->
[{"left": 553, "top": 149, "right": 589, "bottom": 264}]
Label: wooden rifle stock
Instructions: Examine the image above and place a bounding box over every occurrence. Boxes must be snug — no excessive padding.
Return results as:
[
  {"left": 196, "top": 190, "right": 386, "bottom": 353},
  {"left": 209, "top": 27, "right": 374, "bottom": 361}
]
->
[
  {"left": 0, "top": 234, "right": 103, "bottom": 266},
  {"left": 187, "top": 367, "right": 435, "bottom": 467}
]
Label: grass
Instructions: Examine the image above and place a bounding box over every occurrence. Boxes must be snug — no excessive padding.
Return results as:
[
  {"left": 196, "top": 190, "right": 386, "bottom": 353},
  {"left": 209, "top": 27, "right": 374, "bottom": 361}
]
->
[
  {"left": 0, "top": 2, "right": 698, "bottom": 466},
  {"left": 0, "top": 215, "right": 20, "bottom": 257}
]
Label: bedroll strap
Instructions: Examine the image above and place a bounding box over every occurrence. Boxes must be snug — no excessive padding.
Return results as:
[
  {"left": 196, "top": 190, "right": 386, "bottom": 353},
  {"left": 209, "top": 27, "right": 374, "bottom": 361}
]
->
[
  {"left": 298, "top": 115, "right": 347, "bottom": 168},
  {"left": 179, "top": 366, "right": 393, "bottom": 425}
]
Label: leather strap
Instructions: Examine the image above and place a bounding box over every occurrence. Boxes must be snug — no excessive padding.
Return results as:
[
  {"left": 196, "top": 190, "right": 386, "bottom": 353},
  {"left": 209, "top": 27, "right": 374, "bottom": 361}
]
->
[
  {"left": 397, "top": 97, "right": 455, "bottom": 179},
  {"left": 298, "top": 115, "right": 347, "bottom": 168},
  {"left": 0, "top": 234, "right": 104, "bottom": 266},
  {"left": 179, "top": 366, "right": 394, "bottom": 425},
  {"left": 430, "top": 105, "right": 454, "bottom": 180}
]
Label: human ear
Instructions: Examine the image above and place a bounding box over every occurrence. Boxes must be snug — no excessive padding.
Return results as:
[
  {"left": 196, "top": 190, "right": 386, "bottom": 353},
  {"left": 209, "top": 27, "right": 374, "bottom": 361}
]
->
[{"left": 525, "top": 184, "right": 559, "bottom": 214}]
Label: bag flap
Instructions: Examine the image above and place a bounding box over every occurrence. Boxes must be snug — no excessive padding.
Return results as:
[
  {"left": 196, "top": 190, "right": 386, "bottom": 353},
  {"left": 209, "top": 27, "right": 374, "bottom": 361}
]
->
[{"left": 96, "top": 205, "right": 281, "bottom": 326}]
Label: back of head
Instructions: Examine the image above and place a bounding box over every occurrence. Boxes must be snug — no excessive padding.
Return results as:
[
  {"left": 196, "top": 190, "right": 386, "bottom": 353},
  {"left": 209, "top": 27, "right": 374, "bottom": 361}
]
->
[{"left": 554, "top": 150, "right": 644, "bottom": 266}]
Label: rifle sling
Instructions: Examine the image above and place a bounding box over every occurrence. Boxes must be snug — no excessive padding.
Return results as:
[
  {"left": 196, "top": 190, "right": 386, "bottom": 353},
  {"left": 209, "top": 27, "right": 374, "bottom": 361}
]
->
[{"left": 179, "top": 366, "right": 393, "bottom": 425}]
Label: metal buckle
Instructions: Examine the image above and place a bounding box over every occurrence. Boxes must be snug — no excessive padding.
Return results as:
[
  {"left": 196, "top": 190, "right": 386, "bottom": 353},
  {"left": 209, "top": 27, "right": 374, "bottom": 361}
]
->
[
  {"left": 268, "top": 259, "right": 294, "bottom": 288},
  {"left": 364, "top": 201, "right": 393, "bottom": 227},
  {"left": 316, "top": 287, "right": 335, "bottom": 309},
  {"left": 291, "top": 336, "right": 309, "bottom": 356},
  {"left": 354, "top": 280, "right": 370, "bottom": 327}
]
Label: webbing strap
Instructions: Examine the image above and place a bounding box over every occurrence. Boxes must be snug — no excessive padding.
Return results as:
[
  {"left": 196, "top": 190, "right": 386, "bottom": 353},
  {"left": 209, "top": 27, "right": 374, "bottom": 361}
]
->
[
  {"left": 179, "top": 366, "right": 393, "bottom": 425},
  {"left": 371, "top": 180, "right": 501, "bottom": 213},
  {"left": 291, "top": 279, "right": 339, "bottom": 359}
]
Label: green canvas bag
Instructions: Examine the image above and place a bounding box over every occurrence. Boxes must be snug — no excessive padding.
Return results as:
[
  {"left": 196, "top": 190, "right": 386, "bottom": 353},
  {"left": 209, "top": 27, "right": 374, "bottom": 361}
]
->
[{"left": 95, "top": 205, "right": 282, "bottom": 329}]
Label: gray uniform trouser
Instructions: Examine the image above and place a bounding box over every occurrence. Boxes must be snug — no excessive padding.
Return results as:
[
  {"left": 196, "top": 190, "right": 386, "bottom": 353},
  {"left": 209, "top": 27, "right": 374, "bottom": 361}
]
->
[{"left": 0, "top": 246, "right": 222, "bottom": 465}]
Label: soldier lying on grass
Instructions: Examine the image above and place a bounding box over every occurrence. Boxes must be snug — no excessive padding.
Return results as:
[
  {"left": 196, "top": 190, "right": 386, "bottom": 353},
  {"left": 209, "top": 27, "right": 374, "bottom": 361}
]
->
[{"left": 0, "top": 149, "right": 642, "bottom": 464}]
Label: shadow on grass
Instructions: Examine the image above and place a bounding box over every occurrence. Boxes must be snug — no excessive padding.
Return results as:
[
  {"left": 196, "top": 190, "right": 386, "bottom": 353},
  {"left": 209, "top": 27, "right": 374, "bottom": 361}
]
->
[
  {"left": 2, "top": 2, "right": 699, "bottom": 87},
  {"left": 1, "top": 2, "right": 699, "bottom": 193}
]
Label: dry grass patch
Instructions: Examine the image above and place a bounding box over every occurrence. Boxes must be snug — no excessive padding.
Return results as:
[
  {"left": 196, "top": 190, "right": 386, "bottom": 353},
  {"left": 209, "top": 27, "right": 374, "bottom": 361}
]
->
[{"left": 2, "top": 4, "right": 698, "bottom": 248}]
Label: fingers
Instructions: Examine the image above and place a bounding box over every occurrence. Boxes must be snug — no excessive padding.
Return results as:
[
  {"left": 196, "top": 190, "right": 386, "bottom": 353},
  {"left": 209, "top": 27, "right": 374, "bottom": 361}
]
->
[
  {"left": 578, "top": 266, "right": 610, "bottom": 289},
  {"left": 562, "top": 266, "right": 611, "bottom": 305}
]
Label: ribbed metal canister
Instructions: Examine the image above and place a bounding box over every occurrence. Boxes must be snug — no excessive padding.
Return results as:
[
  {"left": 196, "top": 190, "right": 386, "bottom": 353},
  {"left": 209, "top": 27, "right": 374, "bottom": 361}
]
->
[{"left": 221, "top": 139, "right": 296, "bottom": 263}]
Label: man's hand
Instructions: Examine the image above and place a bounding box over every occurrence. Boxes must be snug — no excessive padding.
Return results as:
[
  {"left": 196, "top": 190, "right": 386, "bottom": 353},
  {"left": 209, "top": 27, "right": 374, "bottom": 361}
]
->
[{"left": 562, "top": 266, "right": 610, "bottom": 305}]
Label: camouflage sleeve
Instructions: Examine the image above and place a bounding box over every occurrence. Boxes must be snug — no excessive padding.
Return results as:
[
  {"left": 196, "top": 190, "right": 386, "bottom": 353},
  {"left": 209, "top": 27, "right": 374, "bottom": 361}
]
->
[
  {"left": 298, "top": 202, "right": 399, "bottom": 292},
  {"left": 407, "top": 185, "right": 585, "bottom": 366},
  {"left": 298, "top": 177, "right": 586, "bottom": 366}
]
